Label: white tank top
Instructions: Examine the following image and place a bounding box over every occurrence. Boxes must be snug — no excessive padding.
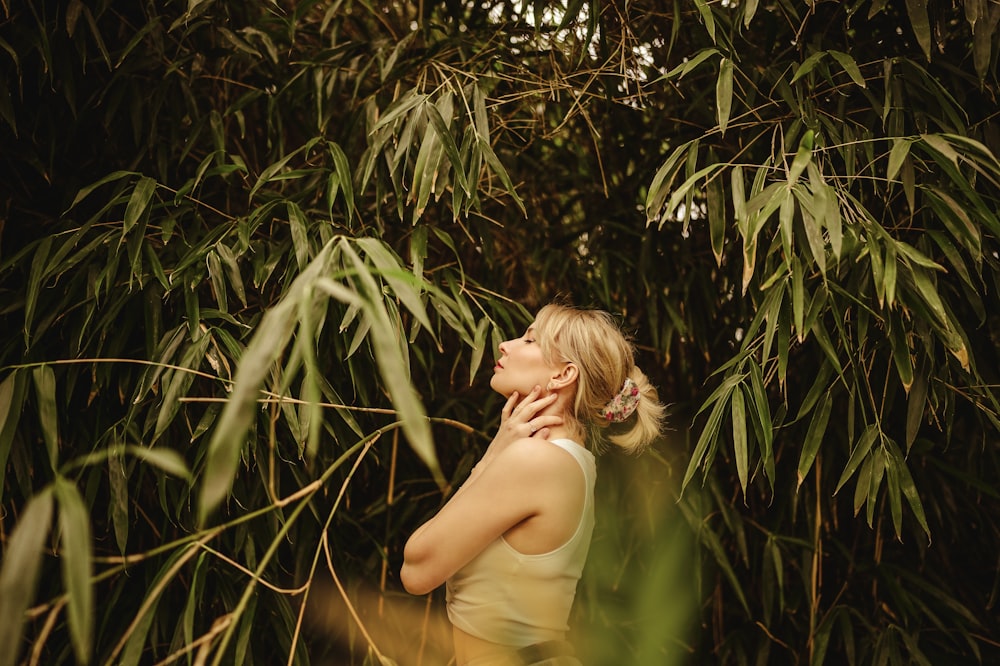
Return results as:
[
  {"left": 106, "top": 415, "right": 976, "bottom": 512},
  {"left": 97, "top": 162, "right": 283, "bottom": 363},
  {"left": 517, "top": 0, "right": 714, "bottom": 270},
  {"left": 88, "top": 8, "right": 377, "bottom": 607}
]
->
[{"left": 445, "top": 438, "right": 597, "bottom": 647}]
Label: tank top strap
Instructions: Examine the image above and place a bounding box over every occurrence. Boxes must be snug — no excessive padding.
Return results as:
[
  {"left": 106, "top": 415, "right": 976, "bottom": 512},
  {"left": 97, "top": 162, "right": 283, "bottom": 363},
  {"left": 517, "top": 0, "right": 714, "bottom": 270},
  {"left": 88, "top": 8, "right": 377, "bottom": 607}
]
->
[{"left": 546, "top": 439, "right": 596, "bottom": 482}]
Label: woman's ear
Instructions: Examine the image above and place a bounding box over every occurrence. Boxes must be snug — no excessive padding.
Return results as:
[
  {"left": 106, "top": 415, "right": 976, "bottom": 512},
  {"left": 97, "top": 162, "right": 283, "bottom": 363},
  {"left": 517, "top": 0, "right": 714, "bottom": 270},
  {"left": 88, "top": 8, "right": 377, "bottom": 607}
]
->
[{"left": 549, "top": 363, "right": 579, "bottom": 390}]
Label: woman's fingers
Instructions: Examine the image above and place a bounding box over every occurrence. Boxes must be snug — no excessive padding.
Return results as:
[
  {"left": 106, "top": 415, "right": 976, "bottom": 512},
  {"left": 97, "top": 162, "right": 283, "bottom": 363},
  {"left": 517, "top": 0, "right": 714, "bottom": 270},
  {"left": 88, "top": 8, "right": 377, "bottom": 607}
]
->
[{"left": 501, "top": 391, "right": 520, "bottom": 418}]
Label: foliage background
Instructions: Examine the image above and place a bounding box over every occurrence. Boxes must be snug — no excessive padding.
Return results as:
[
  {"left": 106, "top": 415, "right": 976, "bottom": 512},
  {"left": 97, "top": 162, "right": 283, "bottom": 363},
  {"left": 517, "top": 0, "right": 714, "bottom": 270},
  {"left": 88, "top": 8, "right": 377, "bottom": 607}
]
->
[{"left": 1, "top": 0, "right": 999, "bottom": 664}]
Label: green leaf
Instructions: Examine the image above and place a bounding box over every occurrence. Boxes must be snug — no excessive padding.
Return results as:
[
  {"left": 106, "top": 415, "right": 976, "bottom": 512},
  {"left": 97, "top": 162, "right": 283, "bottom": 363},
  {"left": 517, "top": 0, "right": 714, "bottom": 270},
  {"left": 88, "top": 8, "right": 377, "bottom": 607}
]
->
[
  {"left": 477, "top": 135, "right": 526, "bottom": 216},
  {"left": 835, "top": 425, "right": 880, "bottom": 495},
  {"left": 426, "top": 101, "right": 469, "bottom": 195},
  {"left": 128, "top": 445, "right": 192, "bottom": 480},
  {"left": 329, "top": 141, "right": 356, "bottom": 222},
  {"left": 886, "top": 445, "right": 904, "bottom": 538},
  {"left": 788, "top": 130, "right": 814, "bottom": 187},
  {"left": 791, "top": 256, "right": 805, "bottom": 341},
  {"left": 866, "top": 447, "right": 887, "bottom": 525},
  {"left": 790, "top": 51, "right": 828, "bottom": 85},
  {"left": 661, "top": 48, "right": 720, "bottom": 81},
  {"left": 54, "top": 476, "right": 93, "bottom": 664},
  {"left": 888, "top": 310, "right": 914, "bottom": 393},
  {"left": 692, "top": 0, "right": 716, "bottom": 42},
  {"left": 732, "top": 386, "right": 749, "bottom": 500},
  {"left": 748, "top": 360, "right": 775, "bottom": 487},
  {"left": 707, "top": 168, "right": 726, "bottom": 266},
  {"left": 905, "top": 368, "right": 928, "bottom": 452},
  {"left": 646, "top": 140, "right": 697, "bottom": 223},
  {"left": 0, "top": 487, "right": 54, "bottom": 666},
  {"left": 905, "top": 0, "right": 932, "bottom": 60},
  {"left": 66, "top": 170, "right": 137, "bottom": 211},
  {"left": 123, "top": 176, "right": 156, "bottom": 235},
  {"left": 681, "top": 386, "right": 734, "bottom": 491},
  {"left": 354, "top": 237, "right": 434, "bottom": 335},
  {"left": 829, "top": 50, "right": 867, "bottom": 88},
  {"left": 287, "top": 201, "right": 311, "bottom": 270},
  {"left": 661, "top": 163, "right": 726, "bottom": 230},
  {"left": 0, "top": 371, "right": 27, "bottom": 500},
  {"left": 716, "top": 58, "right": 733, "bottom": 136},
  {"left": 338, "top": 240, "right": 441, "bottom": 484},
  {"left": 33, "top": 364, "right": 59, "bottom": 470},
  {"left": 853, "top": 453, "right": 874, "bottom": 516},
  {"left": 108, "top": 450, "right": 129, "bottom": 556},
  {"left": 470, "top": 317, "right": 490, "bottom": 385},
  {"left": 797, "top": 392, "right": 833, "bottom": 489},
  {"left": 887, "top": 138, "right": 912, "bottom": 182},
  {"left": 199, "top": 242, "right": 332, "bottom": 522},
  {"left": 893, "top": 444, "right": 932, "bottom": 539}
]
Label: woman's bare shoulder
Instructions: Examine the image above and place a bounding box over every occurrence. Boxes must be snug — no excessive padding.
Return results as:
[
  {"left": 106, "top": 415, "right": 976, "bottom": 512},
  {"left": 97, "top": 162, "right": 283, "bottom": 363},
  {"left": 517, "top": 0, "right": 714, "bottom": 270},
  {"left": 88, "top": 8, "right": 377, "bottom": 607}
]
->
[{"left": 492, "top": 437, "right": 583, "bottom": 476}]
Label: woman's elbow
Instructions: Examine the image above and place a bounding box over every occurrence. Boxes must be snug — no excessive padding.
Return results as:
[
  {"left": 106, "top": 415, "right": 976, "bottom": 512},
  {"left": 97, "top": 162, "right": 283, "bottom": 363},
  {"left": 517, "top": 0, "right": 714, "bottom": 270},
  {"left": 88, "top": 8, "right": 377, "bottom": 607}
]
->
[
  {"left": 401, "top": 538, "right": 443, "bottom": 595},
  {"left": 400, "top": 562, "right": 437, "bottom": 596}
]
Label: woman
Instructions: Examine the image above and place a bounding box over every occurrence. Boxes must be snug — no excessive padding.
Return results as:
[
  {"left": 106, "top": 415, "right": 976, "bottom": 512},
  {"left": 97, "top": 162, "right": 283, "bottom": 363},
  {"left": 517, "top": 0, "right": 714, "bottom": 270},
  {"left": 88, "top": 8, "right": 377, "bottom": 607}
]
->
[{"left": 401, "top": 304, "right": 664, "bottom": 665}]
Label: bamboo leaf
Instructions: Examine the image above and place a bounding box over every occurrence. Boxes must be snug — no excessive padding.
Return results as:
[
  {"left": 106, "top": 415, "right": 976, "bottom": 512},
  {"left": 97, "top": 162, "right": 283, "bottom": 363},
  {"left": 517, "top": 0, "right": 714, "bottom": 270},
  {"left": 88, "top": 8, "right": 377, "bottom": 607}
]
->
[
  {"left": 371, "top": 90, "right": 427, "bottom": 133},
  {"left": 885, "top": 241, "right": 898, "bottom": 308},
  {"left": 470, "top": 317, "right": 490, "bottom": 385},
  {"left": 835, "top": 425, "right": 880, "bottom": 494},
  {"left": 866, "top": 447, "right": 887, "bottom": 525},
  {"left": 0, "top": 371, "right": 27, "bottom": 500},
  {"left": 887, "top": 138, "right": 912, "bottom": 182},
  {"left": 748, "top": 360, "right": 775, "bottom": 487},
  {"left": 854, "top": 453, "right": 873, "bottom": 516},
  {"left": 905, "top": 0, "right": 933, "bottom": 60},
  {"left": 33, "top": 364, "right": 59, "bottom": 470},
  {"left": 797, "top": 392, "right": 833, "bottom": 489},
  {"left": 108, "top": 450, "right": 128, "bottom": 555},
  {"left": 477, "top": 135, "right": 526, "bottom": 215},
  {"left": 337, "top": 240, "right": 441, "bottom": 484},
  {"left": 67, "top": 170, "right": 137, "bottom": 211},
  {"left": 829, "top": 50, "right": 867, "bottom": 88},
  {"left": 661, "top": 48, "right": 720, "bottom": 81},
  {"left": 732, "top": 386, "right": 749, "bottom": 500},
  {"left": 0, "top": 487, "right": 54, "bottom": 666},
  {"left": 681, "top": 393, "right": 731, "bottom": 491},
  {"left": 646, "top": 140, "right": 697, "bottom": 223},
  {"left": 790, "top": 51, "right": 828, "bottom": 85},
  {"left": 787, "top": 130, "right": 814, "bottom": 187},
  {"left": 888, "top": 311, "right": 914, "bottom": 393},
  {"left": 707, "top": 168, "right": 726, "bottom": 265},
  {"left": 216, "top": 244, "right": 247, "bottom": 308},
  {"left": 426, "top": 101, "right": 469, "bottom": 195},
  {"left": 287, "top": 202, "right": 311, "bottom": 270},
  {"left": 123, "top": 176, "right": 156, "bottom": 235},
  {"left": 199, "top": 244, "right": 335, "bottom": 522},
  {"left": 661, "top": 163, "right": 726, "bottom": 230},
  {"left": 692, "top": 0, "right": 716, "bottom": 42},
  {"left": 128, "top": 445, "right": 191, "bottom": 480},
  {"left": 54, "top": 476, "right": 93, "bottom": 664},
  {"left": 886, "top": 446, "right": 904, "bottom": 538},
  {"left": 908, "top": 265, "right": 948, "bottom": 327},
  {"left": 329, "top": 141, "right": 356, "bottom": 222},
  {"left": 905, "top": 367, "right": 928, "bottom": 452},
  {"left": 791, "top": 256, "right": 805, "bottom": 341},
  {"left": 354, "top": 237, "right": 434, "bottom": 335},
  {"left": 716, "top": 58, "right": 733, "bottom": 136},
  {"left": 893, "top": 444, "right": 932, "bottom": 539}
]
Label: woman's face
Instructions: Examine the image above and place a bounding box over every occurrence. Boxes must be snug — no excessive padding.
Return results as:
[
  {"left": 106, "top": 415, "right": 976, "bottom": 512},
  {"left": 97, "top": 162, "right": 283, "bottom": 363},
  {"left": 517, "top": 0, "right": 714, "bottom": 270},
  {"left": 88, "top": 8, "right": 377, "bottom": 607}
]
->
[{"left": 489, "top": 326, "right": 563, "bottom": 398}]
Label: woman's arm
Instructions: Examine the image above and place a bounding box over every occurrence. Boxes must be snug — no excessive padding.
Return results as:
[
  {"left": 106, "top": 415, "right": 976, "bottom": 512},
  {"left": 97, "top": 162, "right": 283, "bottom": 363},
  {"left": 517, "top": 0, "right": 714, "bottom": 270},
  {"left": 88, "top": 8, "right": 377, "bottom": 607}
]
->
[
  {"left": 400, "top": 388, "right": 565, "bottom": 595},
  {"left": 399, "top": 437, "right": 570, "bottom": 595}
]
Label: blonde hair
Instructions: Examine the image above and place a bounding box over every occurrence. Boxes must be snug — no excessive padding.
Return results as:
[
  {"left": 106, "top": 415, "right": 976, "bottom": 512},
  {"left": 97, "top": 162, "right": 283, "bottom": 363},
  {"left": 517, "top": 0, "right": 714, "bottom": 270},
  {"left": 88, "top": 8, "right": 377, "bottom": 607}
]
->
[{"left": 532, "top": 304, "right": 665, "bottom": 454}]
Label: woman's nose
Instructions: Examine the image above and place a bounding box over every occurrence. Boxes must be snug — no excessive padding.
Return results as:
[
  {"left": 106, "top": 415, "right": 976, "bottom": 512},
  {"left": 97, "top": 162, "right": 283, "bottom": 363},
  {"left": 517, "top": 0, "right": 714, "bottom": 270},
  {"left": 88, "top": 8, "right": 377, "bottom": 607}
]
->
[{"left": 498, "top": 339, "right": 510, "bottom": 354}]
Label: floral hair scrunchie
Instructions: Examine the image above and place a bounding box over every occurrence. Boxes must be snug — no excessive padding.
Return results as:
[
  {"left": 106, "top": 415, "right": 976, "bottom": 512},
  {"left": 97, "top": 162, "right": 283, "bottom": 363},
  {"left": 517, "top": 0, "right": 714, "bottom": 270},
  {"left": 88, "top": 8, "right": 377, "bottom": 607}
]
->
[{"left": 603, "top": 378, "right": 640, "bottom": 422}]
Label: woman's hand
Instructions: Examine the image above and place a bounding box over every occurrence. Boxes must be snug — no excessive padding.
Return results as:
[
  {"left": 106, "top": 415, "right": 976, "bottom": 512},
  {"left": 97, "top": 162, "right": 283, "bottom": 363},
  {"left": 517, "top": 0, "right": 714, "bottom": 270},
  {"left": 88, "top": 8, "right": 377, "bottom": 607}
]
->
[{"left": 492, "top": 385, "right": 564, "bottom": 448}]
